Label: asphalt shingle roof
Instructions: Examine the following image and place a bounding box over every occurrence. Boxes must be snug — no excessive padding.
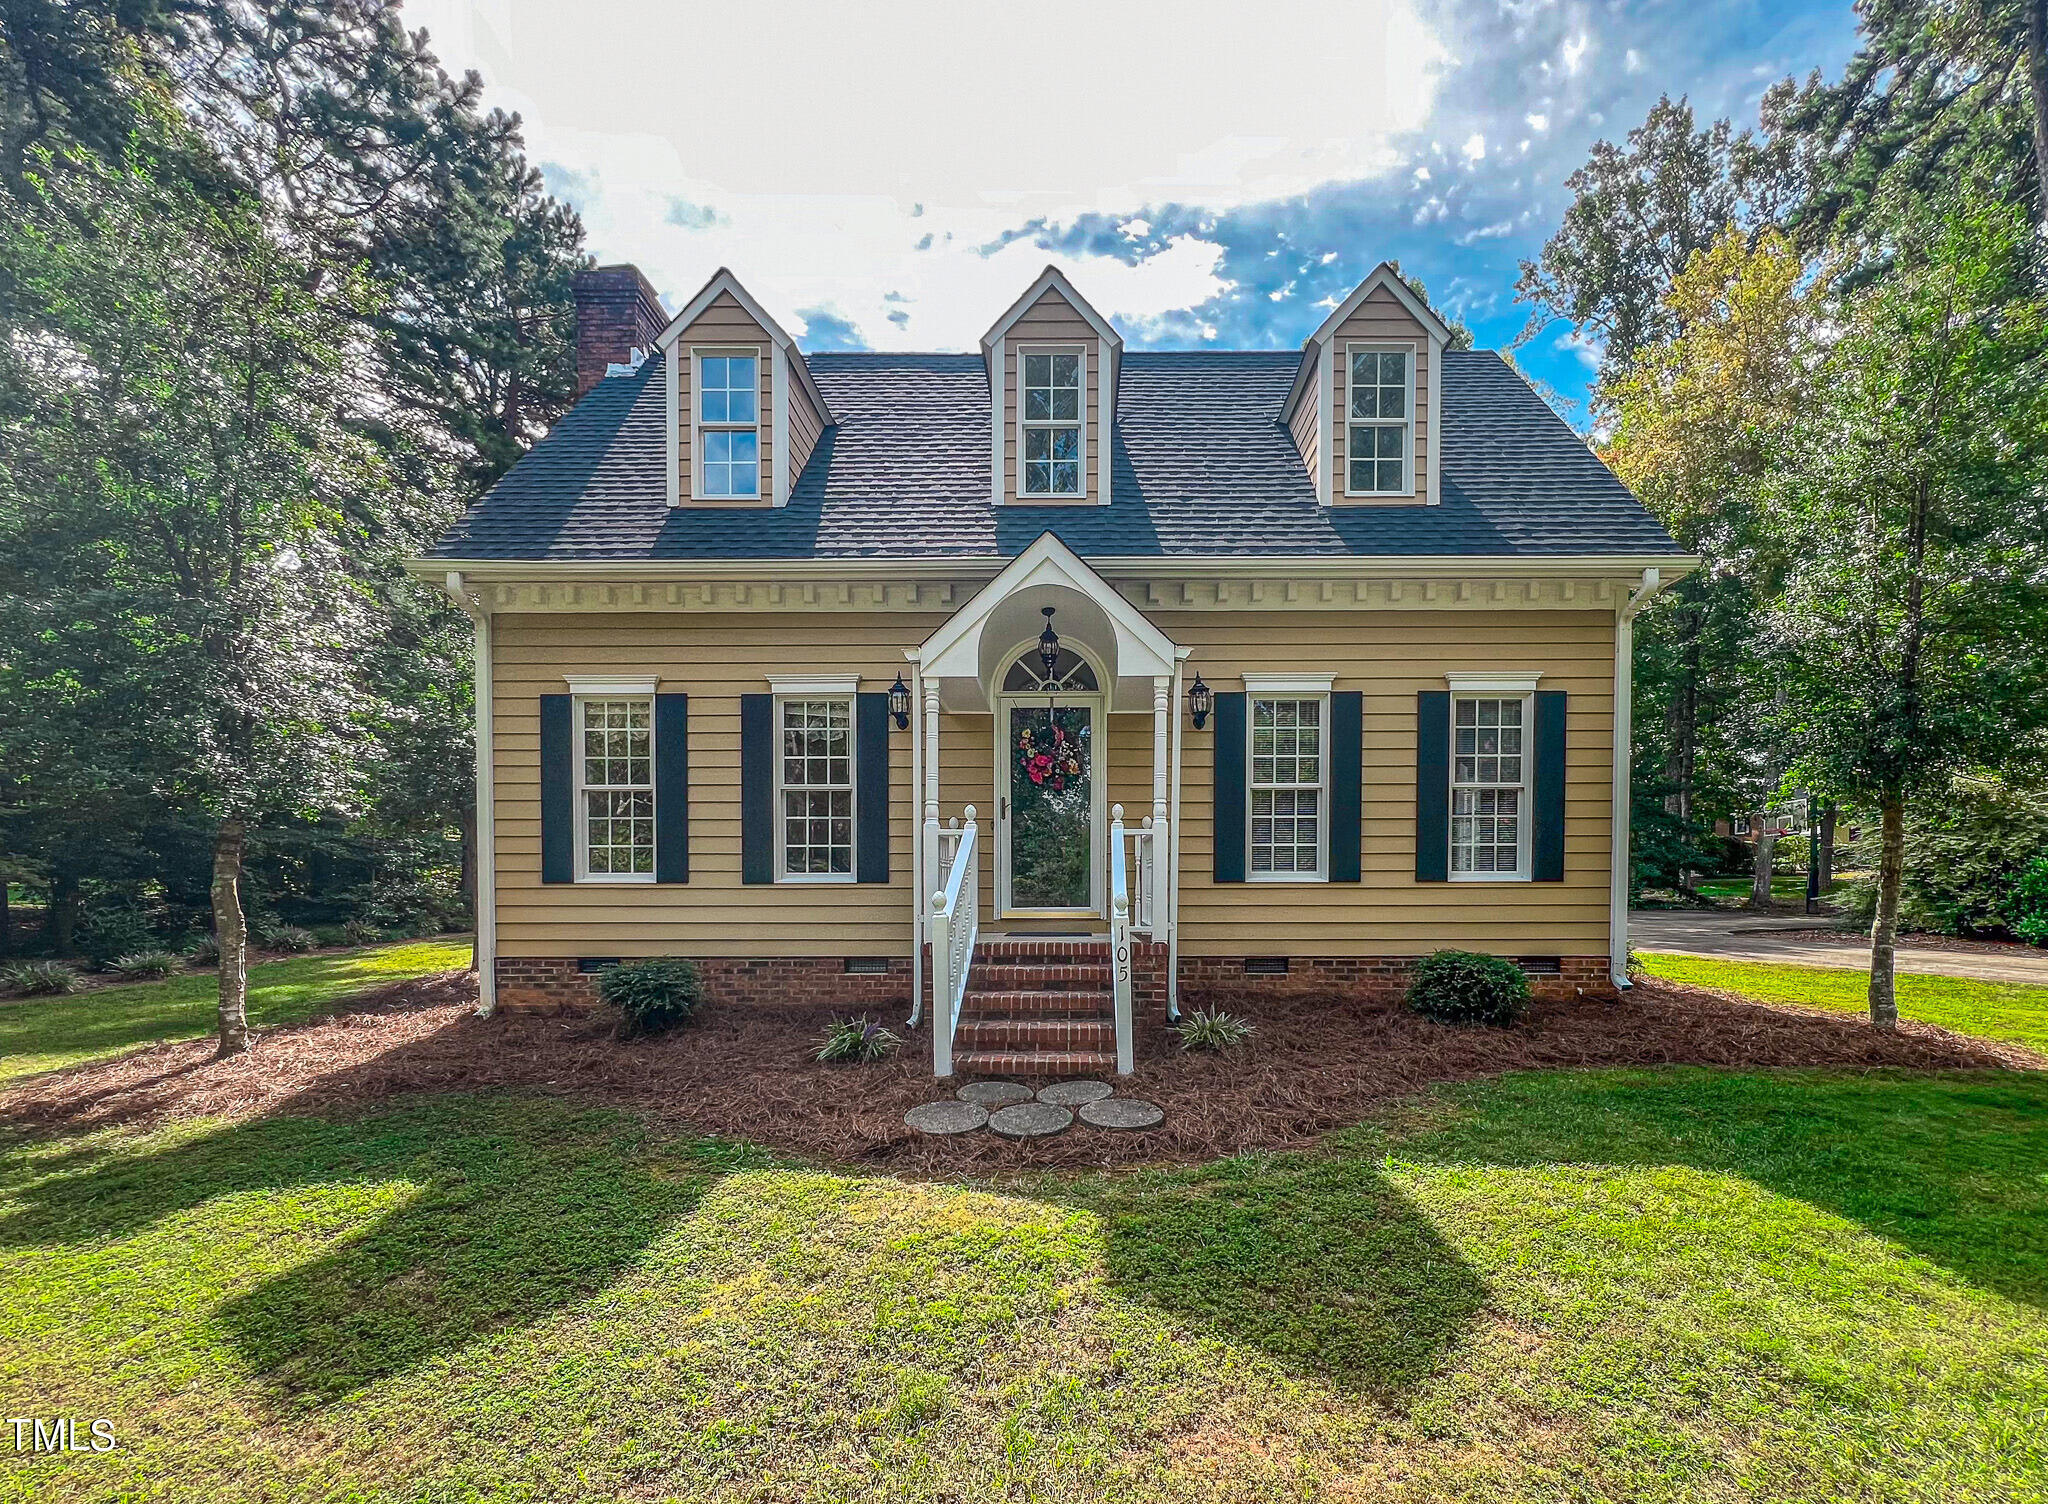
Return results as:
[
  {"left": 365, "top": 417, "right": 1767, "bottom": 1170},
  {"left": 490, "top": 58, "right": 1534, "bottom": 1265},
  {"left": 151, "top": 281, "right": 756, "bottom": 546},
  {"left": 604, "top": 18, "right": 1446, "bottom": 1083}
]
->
[{"left": 428, "top": 349, "right": 1680, "bottom": 561}]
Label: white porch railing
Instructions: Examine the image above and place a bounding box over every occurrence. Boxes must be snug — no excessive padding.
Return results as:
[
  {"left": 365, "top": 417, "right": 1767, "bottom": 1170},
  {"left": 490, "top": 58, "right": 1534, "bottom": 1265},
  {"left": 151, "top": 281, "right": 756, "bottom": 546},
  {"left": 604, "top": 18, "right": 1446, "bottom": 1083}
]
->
[
  {"left": 1107, "top": 805, "right": 1164, "bottom": 1077},
  {"left": 929, "top": 807, "right": 979, "bottom": 1078}
]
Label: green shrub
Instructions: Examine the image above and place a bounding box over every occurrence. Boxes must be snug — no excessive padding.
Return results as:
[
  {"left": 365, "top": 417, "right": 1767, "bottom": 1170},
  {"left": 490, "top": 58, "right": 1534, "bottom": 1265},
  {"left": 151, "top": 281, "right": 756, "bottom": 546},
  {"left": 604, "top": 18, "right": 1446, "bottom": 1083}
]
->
[
  {"left": 255, "top": 924, "right": 316, "bottom": 953},
  {"left": 1406, "top": 950, "right": 1530, "bottom": 1027},
  {"left": 2015, "top": 856, "right": 2048, "bottom": 946},
  {"left": 815, "top": 1017, "right": 901, "bottom": 1063},
  {"left": 1842, "top": 775, "right": 2048, "bottom": 938},
  {"left": 80, "top": 907, "right": 155, "bottom": 967},
  {"left": 597, "top": 958, "right": 704, "bottom": 1037},
  {"left": 185, "top": 935, "right": 219, "bottom": 968},
  {"left": 1170, "top": 1007, "right": 1254, "bottom": 1051},
  {"left": 340, "top": 918, "right": 384, "bottom": 947},
  {"left": 110, "top": 950, "right": 182, "bottom": 981},
  {"left": 2, "top": 960, "right": 82, "bottom": 996}
]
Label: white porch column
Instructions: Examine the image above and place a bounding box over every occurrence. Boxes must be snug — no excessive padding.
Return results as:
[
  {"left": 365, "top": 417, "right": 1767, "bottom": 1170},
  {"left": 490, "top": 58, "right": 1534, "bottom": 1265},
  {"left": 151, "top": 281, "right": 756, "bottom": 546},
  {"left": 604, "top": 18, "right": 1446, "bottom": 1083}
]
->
[
  {"left": 922, "top": 676, "right": 942, "bottom": 909},
  {"left": 1150, "top": 676, "right": 1170, "bottom": 824},
  {"left": 907, "top": 658, "right": 924, "bottom": 1027}
]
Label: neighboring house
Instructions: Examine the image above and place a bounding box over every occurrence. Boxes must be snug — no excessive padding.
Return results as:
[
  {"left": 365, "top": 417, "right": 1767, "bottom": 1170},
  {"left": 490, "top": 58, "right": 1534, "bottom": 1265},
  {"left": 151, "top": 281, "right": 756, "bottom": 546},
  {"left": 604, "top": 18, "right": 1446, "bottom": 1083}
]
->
[{"left": 411, "top": 260, "right": 1695, "bottom": 1077}]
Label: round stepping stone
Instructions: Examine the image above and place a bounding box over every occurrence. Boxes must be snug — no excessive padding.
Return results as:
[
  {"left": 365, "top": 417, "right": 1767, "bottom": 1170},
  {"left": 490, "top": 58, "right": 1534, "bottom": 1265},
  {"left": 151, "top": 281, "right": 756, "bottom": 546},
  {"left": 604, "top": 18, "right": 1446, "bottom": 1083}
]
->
[
  {"left": 988, "top": 1102, "right": 1074, "bottom": 1138},
  {"left": 1079, "top": 1097, "right": 1165, "bottom": 1131},
  {"left": 905, "top": 1100, "right": 988, "bottom": 1135},
  {"left": 958, "top": 1080, "right": 1034, "bottom": 1108},
  {"left": 1037, "top": 1079, "right": 1112, "bottom": 1107}
]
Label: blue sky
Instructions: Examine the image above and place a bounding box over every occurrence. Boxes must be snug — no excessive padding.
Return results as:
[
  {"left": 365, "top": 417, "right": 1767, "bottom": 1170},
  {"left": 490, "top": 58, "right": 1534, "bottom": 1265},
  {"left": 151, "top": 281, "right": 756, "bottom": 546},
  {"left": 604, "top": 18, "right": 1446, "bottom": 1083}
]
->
[{"left": 409, "top": 0, "right": 1861, "bottom": 419}]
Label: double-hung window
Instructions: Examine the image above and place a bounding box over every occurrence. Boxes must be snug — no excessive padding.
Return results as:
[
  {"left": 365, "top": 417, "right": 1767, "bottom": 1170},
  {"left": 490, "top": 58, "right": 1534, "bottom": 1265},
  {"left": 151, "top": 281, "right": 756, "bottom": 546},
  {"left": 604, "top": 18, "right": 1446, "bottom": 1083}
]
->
[
  {"left": 696, "top": 351, "right": 759, "bottom": 499},
  {"left": 1347, "top": 344, "right": 1412, "bottom": 496},
  {"left": 579, "top": 696, "right": 655, "bottom": 880},
  {"left": 1021, "top": 349, "right": 1083, "bottom": 496},
  {"left": 777, "top": 696, "right": 855, "bottom": 880},
  {"left": 1248, "top": 695, "right": 1326, "bottom": 878},
  {"left": 1450, "top": 695, "right": 1528, "bottom": 877}
]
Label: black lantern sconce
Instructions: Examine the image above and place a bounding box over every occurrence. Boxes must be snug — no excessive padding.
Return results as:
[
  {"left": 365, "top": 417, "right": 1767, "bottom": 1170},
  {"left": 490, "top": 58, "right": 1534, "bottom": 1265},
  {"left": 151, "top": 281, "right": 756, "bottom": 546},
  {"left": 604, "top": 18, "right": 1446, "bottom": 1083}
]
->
[
  {"left": 1036, "top": 606, "right": 1061, "bottom": 680},
  {"left": 887, "top": 672, "right": 911, "bottom": 730},
  {"left": 1187, "top": 672, "right": 1213, "bottom": 730}
]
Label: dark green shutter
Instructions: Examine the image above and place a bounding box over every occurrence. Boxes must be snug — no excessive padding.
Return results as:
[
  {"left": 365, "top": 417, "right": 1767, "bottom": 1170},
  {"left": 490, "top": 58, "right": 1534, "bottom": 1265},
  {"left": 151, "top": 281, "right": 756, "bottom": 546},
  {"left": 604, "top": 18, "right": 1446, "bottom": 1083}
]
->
[
  {"left": 1330, "top": 690, "right": 1362, "bottom": 882},
  {"left": 740, "top": 693, "right": 773, "bottom": 885},
  {"left": 540, "top": 694, "right": 574, "bottom": 884},
  {"left": 855, "top": 692, "right": 890, "bottom": 883},
  {"left": 1533, "top": 690, "right": 1567, "bottom": 882},
  {"left": 1415, "top": 690, "right": 1450, "bottom": 882},
  {"left": 1212, "top": 691, "right": 1246, "bottom": 883},
  {"left": 654, "top": 693, "right": 689, "bottom": 883}
]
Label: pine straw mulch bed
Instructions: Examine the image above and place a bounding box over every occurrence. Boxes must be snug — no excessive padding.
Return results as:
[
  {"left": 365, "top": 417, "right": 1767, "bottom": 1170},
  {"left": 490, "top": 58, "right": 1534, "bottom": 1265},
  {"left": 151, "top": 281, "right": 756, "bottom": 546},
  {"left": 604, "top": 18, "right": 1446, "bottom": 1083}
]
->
[{"left": 4, "top": 970, "right": 2040, "bottom": 1174}]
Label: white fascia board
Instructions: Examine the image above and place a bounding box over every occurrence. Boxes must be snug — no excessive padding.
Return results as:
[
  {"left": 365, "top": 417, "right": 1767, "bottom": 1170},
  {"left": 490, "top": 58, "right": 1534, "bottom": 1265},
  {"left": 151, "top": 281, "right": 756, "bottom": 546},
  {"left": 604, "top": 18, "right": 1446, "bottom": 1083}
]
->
[
  {"left": 772, "top": 344, "right": 790, "bottom": 507},
  {"left": 989, "top": 335, "right": 1005, "bottom": 506},
  {"left": 1307, "top": 262, "right": 1455, "bottom": 348},
  {"left": 980, "top": 265, "right": 1126, "bottom": 354},
  {"left": 1279, "top": 342, "right": 1319, "bottom": 426},
  {"left": 655, "top": 267, "right": 794, "bottom": 351},
  {"left": 665, "top": 349, "right": 681, "bottom": 507},
  {"left": 1427, "top": 333, "right": 1442, "bottom": 507}
]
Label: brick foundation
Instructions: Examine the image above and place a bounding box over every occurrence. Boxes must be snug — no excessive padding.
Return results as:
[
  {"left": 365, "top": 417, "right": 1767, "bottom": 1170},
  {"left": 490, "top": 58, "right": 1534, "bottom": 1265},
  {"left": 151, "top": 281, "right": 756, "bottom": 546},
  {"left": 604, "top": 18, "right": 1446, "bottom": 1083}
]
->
[{"left": 496, "top": 949, "right": 1611, "bottom": 1012}]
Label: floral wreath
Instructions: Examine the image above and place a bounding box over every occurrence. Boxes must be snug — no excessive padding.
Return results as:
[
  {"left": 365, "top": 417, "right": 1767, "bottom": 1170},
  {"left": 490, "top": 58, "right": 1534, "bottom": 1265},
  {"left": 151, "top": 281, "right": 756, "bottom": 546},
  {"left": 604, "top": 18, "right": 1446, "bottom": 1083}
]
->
[{"left": 1015, "top": 720, "right": 1084, "bottom": 793}]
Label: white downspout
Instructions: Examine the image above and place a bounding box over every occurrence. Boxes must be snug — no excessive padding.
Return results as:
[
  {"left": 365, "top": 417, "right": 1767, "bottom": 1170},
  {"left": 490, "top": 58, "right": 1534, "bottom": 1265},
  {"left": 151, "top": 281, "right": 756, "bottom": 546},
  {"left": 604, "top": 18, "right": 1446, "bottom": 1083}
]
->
[
  {"left": 1610, "top": 567, "right": 1668, "bottom": 991},
  {"left": 1167, "top": 647, "right": 1190, "bottom": 1019},
  {"left": 444, "top": 571, "right": 497, "bottom": 1017},
  {"left": 906, "top": 653, "right": 924, "bottom": 1028}
]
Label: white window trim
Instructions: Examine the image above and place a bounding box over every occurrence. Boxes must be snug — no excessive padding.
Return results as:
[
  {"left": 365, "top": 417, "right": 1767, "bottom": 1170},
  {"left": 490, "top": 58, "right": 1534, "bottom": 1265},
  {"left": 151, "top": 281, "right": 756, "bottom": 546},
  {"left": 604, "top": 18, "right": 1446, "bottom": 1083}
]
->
[
  {"left": 691, "top": 346, "right": 764, "bottom": 502},
  {"left": 1448, "top": 690, "right": 1533, "bottom": 883},
  {"left": 773, "top": 692, "right": 858, "bottom": 885},
  {"left": 1014, "top": 342, "right": 1089, "bottom": 502},
  {"left": 1247, "top": 691, "right": 1330, "bottom": 883},
  {"left": 573, "top": 692, "right": 657, "bottom": 885},
  {"left": 1342, "top": 339, "right": 1418, "bottom": 500}
]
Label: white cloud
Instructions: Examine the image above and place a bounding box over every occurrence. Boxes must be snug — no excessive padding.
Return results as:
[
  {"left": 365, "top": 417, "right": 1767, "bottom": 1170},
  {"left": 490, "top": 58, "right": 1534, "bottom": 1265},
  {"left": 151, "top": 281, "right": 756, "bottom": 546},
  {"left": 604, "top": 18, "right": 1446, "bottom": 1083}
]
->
[
  {"left": 1561, "top": 33, "right": 1589, "bottom": 74},
  {"left": 1625, "top": 48, "right": 1645, "bottom": 73},
  {"left": 1461, "top": 133, "right": 1487, "bottom": 164},
  {"left": 405, "top": 0, "right": 1451, "bottom": 348},
  {"left": 1119, "top": 217, "right": 1152, "bottom": 240},
  {"left": 1524, "top": 112, "right": 1548, "bottom": 132},
  {"left": 1455, "top": 220, "right": 1515, "bottom": 245}
]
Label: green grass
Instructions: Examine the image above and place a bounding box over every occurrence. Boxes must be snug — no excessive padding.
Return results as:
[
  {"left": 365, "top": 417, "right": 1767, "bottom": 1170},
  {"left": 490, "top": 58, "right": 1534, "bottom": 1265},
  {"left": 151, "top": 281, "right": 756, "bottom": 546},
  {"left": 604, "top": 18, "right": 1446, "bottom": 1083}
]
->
[
  {"left": 0, "top": 940, "right": 472, "bottom": 1085},
  {"left": 1690, "top": 874, "right": 1814, "bottom": 901},
  {"left": 2, "top": 1070, "right": 2044, "bottom": 1501},
  {"left": 1639, "top": 951, "right": 2048, "bottom": 1055}
]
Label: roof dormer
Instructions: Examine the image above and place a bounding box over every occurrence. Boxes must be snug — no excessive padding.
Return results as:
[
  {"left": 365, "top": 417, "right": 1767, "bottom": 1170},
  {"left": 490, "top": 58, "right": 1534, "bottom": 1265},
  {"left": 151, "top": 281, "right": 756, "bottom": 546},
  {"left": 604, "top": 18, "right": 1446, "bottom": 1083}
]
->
[
  {"left": 980, "top": 268, "right": 1123, "bottom": 508},
  {"left": 656, "top": 268, "right": 833, "bottom": 508},
  {"left": 1281, "top": 263, "right": 1450, "bottom": 508}
]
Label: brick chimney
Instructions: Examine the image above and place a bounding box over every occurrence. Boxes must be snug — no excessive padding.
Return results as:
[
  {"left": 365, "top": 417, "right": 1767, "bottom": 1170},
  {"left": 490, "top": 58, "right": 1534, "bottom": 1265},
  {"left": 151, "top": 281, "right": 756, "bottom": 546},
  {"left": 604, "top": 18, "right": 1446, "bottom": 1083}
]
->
[{"left": 573, "top": 264, "right": 668, "bottom": 396}]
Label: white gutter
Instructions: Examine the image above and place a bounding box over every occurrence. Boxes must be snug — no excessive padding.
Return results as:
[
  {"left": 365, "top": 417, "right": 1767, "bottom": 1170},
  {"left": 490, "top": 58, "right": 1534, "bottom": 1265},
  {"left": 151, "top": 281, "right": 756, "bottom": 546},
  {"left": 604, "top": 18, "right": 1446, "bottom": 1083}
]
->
[
  {"left": 1167, "top": 647, "right": 1190, "bottom": 1019},
  {"left": 443, "top": 572, "right": 497, "bottom": 1017},
  {"left": 905, "top": 651, "right": 924, "bottom": 1029},
  {"left": 1609, "top": 567, "right": 1671, "bottom": 991}
]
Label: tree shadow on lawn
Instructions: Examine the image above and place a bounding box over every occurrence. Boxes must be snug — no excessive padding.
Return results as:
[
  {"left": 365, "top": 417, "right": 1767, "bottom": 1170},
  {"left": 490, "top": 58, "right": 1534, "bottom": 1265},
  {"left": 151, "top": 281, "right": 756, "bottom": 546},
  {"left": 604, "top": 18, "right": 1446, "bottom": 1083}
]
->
[
  {"left": 0, "top": 1096, "right": 762, "bottom": 1404},
  {"left": 1364, "top": 1067, "right": 2048, "bottom": 1313}
]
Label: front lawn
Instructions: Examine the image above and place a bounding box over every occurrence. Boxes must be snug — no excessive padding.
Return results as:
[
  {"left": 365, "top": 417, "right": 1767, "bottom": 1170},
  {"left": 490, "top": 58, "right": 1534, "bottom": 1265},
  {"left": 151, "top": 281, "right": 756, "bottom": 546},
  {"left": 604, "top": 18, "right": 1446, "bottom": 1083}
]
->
[
  {"left": 0, "top": 940, "right": 473, "bottom": 1085},
  {"left": 2, "top": 1069, "right": 2043, "bottom": 1501},
  {"left": 1637, "top": 951, "right": 2048, "bottom": 1056}
]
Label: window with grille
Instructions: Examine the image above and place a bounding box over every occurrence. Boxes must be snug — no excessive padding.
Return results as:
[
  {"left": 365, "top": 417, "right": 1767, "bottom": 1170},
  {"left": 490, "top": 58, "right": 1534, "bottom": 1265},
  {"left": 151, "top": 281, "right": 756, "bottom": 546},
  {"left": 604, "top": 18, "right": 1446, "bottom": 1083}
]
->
[
  {"left": 1347, "top": 345, "right": 1412, "bottom": 495},
  {"left": 778, "top": 697, "right": 854, "bottom": 879},
  {"left": 1451, "top": 696, "right": 1527, "bottom": 877},
  {"left": 1021, "top": 349, "right": 1083, "bottom": 496},
  {"left": 579, "top": 698, "right": 654, "bottom": 879},
  {"left": 696, "top": 351, "right": 759, "bottom": 499},
  {"left": 1249, "top": 697, "right": 1326, "bottom": 878}
]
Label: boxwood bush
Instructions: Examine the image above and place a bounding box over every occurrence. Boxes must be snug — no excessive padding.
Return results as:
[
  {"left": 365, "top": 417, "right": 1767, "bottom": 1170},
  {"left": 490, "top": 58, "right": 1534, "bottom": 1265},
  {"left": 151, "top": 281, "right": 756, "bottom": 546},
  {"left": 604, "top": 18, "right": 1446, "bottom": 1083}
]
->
[
  {"left": 1406, "top": 950, "right": 1530, "bottom": 1027},
  {"left": 597, "top": 958, "right": 704, "bottom": 1037}
]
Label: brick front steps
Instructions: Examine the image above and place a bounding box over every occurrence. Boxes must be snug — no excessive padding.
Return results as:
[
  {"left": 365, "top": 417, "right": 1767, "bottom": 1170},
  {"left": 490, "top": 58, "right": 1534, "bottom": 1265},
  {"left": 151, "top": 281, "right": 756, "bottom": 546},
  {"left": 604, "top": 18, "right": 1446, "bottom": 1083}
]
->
[{"left": 951, "top": 938, "right": 1116, "bottom": 1077}]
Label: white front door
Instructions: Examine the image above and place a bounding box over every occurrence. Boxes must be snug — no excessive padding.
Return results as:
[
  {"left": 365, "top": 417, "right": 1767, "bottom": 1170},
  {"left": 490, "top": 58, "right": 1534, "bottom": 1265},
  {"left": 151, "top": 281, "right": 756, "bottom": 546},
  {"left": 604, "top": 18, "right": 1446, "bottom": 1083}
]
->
[{"left": 996, "top": 695, "right": 1102, "bottom": 917}]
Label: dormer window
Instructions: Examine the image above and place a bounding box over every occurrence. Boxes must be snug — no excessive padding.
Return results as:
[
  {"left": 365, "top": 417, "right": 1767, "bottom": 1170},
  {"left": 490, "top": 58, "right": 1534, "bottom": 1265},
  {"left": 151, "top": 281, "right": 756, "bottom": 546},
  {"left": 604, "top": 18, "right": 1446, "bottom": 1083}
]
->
[
  {"left": 1021, "top": 350, "right": 1084, "bottom": 496},
  {"left": 697, "top": 351, "right": 759, "bottom": 499},
  {"left": 1347, "top": 345, "right": 1412, "bottom": 496}
]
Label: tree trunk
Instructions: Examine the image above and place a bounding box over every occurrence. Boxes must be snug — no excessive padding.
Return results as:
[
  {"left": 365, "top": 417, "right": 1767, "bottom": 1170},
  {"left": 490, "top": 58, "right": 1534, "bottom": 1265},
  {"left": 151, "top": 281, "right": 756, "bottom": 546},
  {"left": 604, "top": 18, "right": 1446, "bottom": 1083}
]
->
[
  {"left": 0, "top": 875, "right": 10, "bottom": 956},
  {"left": 213, "top": 819, "right": 252, "bottom": 1057},
  {"left": 1748, "top": 822, "right": 1778, "bottom": 908},
  {"left": 1867, "top": 798, "right": 1904, "bottom": 1031},
  {"left": 49, "top": 871, "right": 78, "bottom": 956},
  {"left": 1818, "top": 804, "right": 1838, "bottom": 890},
  {"left": 2027, "top": 0, "right": 2048, "bottom": 218}
]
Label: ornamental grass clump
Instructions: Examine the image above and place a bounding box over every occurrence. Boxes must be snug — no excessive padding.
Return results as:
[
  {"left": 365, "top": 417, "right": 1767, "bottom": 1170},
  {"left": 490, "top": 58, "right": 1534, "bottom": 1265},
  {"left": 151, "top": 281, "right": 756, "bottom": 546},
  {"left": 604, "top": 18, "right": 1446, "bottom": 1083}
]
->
[
  {"left": 1171, "top": 1007, "right": 1254, "bottom": 1052},
  {"left": 1406, "top": 949, "right": 1530, "bottom": 1027},
  {"left": 256, "top": 924, "right": 316, "bottom": 953},
  {"left": 597, "top": 958, "right": 704, "bottom": 1038},
  {"left": 110, "top": 950, "right": 183, "bottom": 981},
  {"left": 1, "top": 960, "right": 81, "bottom": 996},
  {"left": 815, "top": 1017, "right": 902, "bottom": 1064}
]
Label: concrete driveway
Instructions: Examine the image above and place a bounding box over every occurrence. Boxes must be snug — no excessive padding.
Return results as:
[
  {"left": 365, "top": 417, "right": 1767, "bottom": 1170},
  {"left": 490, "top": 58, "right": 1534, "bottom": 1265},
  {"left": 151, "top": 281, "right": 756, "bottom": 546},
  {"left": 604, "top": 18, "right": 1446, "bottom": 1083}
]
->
[{"left": 1629, "top": 909, "right": 2048, "bottom": 987}]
